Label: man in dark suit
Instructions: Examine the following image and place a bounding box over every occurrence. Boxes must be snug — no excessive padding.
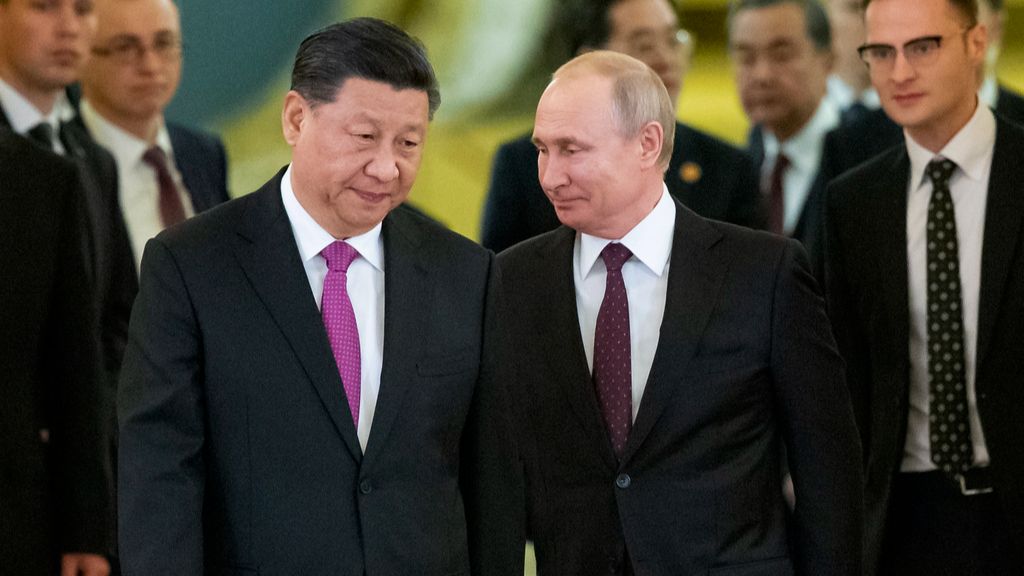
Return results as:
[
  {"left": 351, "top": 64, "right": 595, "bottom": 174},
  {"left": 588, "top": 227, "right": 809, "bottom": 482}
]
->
[
  {"left": 0, "top": 0, "right": 138, "bottom": 391},
  {"left": 826, "top": 0, "right": 1024, "bottom": 572},
  {"left": 731, "top": 0, "right": 837, "bottom": 278},
  {"left": 118, "top": 18, "right": 522, "bottom": 575},
  {"left": 820, "top": 0, "right": 1024, "bottom": 183},
  {"left": 481, "top": 0, "right": 763, "bottom": 254},
  {"left": 80, "top": 0, "right": 230, "bottom": 271},
  {"left": 0, "top": 131, "right": 113, "bottom": 575},
  {"left": 501, "top": 50, "right": 862, "bottom": 576}
]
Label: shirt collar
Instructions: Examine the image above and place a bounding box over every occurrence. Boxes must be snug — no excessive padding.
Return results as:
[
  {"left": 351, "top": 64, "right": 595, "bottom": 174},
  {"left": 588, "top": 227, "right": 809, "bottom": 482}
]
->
[
  {"left": 0, "top": 77, "right": 75, "bottom": 134},
  {"left": 979, "top": 75, "right": 998, "bottom": 110},
  {"left": 80, "top": 99, "right": 174, "bottom": 168},
  {"left": 280, "top": 164, "right": 384, "bottom": 272},
  {"left": 906, "top": 99, "right": 996, "bottom": 191},
  {"left": 579, "top": 184, "right": 675, "bottom": 279},
  {"left": 762, "top": 97, "right": 840, "bottom": 174}
]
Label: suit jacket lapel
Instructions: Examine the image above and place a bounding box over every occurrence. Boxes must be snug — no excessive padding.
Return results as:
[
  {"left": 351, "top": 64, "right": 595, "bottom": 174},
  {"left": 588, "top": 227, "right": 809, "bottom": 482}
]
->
[
  {"left": 234, "top": 170, "right": 362, "bottom": 462},
  {"left": 530, "top": 227, "right": 619, "bottom": 469},
  {"left": 976, "top": 119, "right": 1024, "bottom": 371},
  {"left": 622, "top": 202, "right": 726, "bottom": 463},
  {"left": 876, "top": 150, "right": 912, "bottom": 398},
  {"left": 360, "top": 213, "right": 429, "bottom": 467}
]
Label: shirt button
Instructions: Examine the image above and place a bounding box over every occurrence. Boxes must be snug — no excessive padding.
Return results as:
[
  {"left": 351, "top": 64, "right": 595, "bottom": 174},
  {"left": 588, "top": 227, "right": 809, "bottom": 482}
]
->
[
  {"left": 359, "top": 480, "right": 372, "bottom": 495},
  {"left": 615, "top": 473, "right": 631, "bottom": 489}
]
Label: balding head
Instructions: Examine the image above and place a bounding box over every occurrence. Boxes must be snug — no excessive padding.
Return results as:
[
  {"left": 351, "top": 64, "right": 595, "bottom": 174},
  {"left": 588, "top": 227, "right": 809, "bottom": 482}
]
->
[{"left": 553, "top": 50, "right": 676, "bottom": 168}]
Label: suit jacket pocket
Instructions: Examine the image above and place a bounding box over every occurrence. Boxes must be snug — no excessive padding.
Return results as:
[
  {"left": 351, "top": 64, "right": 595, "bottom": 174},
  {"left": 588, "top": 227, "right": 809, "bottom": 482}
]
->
[
  {"left": 417, "top": 349, "right": 476, "bottom": 377},
  {"left": 708, "top": 557, "right": 793, "bottom": 576}
]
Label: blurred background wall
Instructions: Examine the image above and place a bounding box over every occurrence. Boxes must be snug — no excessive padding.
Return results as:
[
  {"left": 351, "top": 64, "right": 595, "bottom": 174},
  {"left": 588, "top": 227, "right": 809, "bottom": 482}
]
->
[{"left": 169, "top": 0, "right": 1024, "bottom": 241}]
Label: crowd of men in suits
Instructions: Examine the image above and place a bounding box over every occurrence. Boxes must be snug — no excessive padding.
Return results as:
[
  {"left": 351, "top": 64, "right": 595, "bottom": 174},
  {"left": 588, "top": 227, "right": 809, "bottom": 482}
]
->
[{"left": 3, "top": 0, "right": 1024, "bottom": 574}]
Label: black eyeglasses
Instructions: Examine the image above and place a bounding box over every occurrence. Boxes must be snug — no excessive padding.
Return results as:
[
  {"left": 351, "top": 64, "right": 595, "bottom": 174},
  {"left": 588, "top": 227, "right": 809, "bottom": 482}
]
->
[
  {"left": 91, "top": 34, "right": 183, "bottom": 66},
  {"left": 857, "top": 28, "right": 969, "bottom": 71}
]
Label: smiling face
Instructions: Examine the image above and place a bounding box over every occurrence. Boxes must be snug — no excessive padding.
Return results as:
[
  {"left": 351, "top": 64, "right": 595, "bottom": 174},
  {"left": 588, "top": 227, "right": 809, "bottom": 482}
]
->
[
  {"left": 0, "top": 0, "right": 97, "bottom": 111},
  {"left": 283, "top": 77, "right": 430, "bottom": 238},
  {"left": 864, "top": 0, "right": 986, "bottom": 151},
  {"left": 81, "top": 0, "right": 181, "bottom": 139},
  {"left": 532, "top": 72, "right": 662, "bottom": 239}
]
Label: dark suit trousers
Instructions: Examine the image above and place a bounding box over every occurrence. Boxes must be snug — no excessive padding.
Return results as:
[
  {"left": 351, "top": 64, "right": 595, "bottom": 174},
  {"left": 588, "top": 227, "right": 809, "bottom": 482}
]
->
[{"left": 879, "top": 471, "right": 1022, "bottom": 575}]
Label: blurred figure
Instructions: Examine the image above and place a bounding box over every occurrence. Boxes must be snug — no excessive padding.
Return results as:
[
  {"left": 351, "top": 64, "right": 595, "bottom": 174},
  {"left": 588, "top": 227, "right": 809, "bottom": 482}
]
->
[
  {"left": 820, "top": 0, "right": 1024, "bottom": 183},
  {"left": 0, "top": 131, "right": 112, "bottom": 576},
  {"left": 826, "top": 0, "right": 1024, "bottom": 571},
  {"left": 481, "top": 0, "right": 763, "bottom": 254},
  {"left": 118, "top": 18, "right": 522, "bottom": 574},
  {"left": 730, "top": 0, "right": 836, "bottom": 278},
  {"left": 80, "top": 0, "right": 230, "bottom": 271},
  {"left": 501, "top": 50, "right": 861, "bottom": 576},
  {"left": 825, "top": 0, "right": 880, "bottom": 121}
]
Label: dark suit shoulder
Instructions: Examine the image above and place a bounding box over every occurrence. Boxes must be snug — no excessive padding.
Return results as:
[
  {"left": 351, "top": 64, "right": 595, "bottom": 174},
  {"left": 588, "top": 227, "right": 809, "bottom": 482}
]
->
[
  {"left": 996, "top": 85, "right": 1024, "bottom": 126},
  {"left": 168, "top": 122, "right": 225, "bottom": 155},
  {"left": 675, "top": 122, "right": 749, "bottom": 163},
  {"left": 387, "top": 201, "right": 492, "bottom": 264}
]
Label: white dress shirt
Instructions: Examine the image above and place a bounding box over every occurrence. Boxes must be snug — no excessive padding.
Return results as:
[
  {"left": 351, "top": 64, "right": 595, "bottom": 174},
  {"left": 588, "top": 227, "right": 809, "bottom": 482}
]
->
[
  {"left": 575, "top": 185, "right": 675, "bottom": 422},
  {"left": 761, "top": 97, "right": 841, "bottom": 234},
  {"left": 80, "top": 100, "right": 196, "bottom": 271},
  {"left": 826, "top": 74, "right": 881, "bottom": 112},
  {"left": 0, "top": 76, "right": 75, "bottom": 154},
  {"left": 902, "top": 101, "right": 995, "bottom": 472},
  {"left": 281, "top": 165, "right": 385, "bottom": 452}
]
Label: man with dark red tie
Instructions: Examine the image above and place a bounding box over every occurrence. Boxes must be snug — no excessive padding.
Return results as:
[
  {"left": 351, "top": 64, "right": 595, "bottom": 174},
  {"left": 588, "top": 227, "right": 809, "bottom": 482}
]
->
[
  {"left": 118, "top": 18, "right": 522, "bottom": 575},
  {"left": 498, "top": 50, "right": 862, "bottom": 576}
]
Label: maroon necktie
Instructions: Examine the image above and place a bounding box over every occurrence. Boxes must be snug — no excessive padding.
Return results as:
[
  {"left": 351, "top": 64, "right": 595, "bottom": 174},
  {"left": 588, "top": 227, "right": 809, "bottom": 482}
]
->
[
  {"left": 142, "top": 146, "right": 186, "bottom": 228},
  {"left": 593, "top": 242, "right": 633, "bottom": 458},
  {"left": 767, "top": 153, "right": 790, "bottom": 235},
  {"left": 321, "top": 241, "right": 362, "bottom": 427}
]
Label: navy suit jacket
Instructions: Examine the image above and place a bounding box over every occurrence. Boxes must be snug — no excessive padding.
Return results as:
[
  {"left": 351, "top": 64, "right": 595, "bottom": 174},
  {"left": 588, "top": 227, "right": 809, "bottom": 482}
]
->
[
  {"left": 499, "top": 200, "right": 862, "bottom": 576},
  {"left": 118, "top": 169, "right": 523, "bottom": 575},
  {"left": 481, "top": 122, "right": 764, "bottom": 253},
  {"left": 825, "top": 114, "right": 1024, "bottom": 575},
  {"left": 167, "top": 122, "right": 231, "bottom": 212}
]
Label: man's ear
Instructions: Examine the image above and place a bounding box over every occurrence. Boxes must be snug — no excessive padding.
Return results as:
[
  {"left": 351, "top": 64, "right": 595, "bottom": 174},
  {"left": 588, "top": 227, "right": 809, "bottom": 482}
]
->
[
  {"left": 638, "top": 120, "right": 665, "bottom": 169},
  {"left": 281, "top": 90, "right": 309, "bottom": 147}
]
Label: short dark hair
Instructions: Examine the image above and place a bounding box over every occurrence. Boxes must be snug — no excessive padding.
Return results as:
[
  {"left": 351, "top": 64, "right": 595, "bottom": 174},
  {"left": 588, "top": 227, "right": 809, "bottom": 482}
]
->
[
  {"left": 728, "top": 0, "right": 832, "bottom": 52},
  {"left": 290, "top": 17, "right": 440, "bottom": 119},
  {"left": 861, "top": 0, "right": 978, "bottom": 25}
]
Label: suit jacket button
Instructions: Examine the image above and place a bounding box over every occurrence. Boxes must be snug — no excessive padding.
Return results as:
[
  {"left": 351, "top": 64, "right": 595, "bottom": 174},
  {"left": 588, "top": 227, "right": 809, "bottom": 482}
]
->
[
  {"left": 615, "top": 474, "right": 631, "bottom": 489},
  {"left": 359, "top": 480, "right": 372, "bottom": 495}
]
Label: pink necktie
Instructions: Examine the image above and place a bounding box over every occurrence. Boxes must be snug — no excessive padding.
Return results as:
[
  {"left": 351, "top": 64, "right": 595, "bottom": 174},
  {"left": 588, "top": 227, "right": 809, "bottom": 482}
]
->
[
  {"left": 321, "top": 241, "right": 361, "bottom": 427},
  {"left": 593, "top": 242, "right": 633, "bottom": 458}
]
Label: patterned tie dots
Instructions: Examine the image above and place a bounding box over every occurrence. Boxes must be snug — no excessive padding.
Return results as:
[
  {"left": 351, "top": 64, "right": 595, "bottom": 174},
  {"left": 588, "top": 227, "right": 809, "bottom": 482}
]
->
[
  {"left": 925, "top": 158, "right": 973, "bottom": 478},
  {"left": 593, "top": 242, "right": 633, "bottom": 459},
  {"left": 322, "top": 241, "right": 362, "bottom": 428}
]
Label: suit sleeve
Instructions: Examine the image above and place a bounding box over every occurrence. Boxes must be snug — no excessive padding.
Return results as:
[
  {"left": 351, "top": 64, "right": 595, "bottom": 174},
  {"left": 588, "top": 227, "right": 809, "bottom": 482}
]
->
[
  {"left": 118, "top": 237, "right": 206, "bottom": 575},
  {"left": 481, "top": 143, "right": 531, "bottom": 253},
  {"left": 49, "top": 170, "right": 115, "bottom": 557},
  {"left": 459, "top": 254, "right": 526, "bottom": 576},
  {"left": 770, "top": 239, "right": 863, "bottom": 576}
]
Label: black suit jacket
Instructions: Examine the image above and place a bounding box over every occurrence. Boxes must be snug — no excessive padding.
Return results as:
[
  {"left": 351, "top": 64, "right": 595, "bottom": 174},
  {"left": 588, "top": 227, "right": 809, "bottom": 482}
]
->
[
  {"left": 118, "top": 169, "right": 523, "bottom": 575},
  {"left": 481, "top": 123, "right": 764, "bottom": 253},
  {"left": 0, "top": 104, "right": 138, "bottom": 383},
  {"left": 0, "top": 131, "right": 114, "bottom": 573},
  {"left": 167, "top": 122, "right": 231, "bottom": 210},
  {"left": 825, "top": 115, "right": 1024, "bottom": 575},
  {"left": 821, "top": 84, "right": 1024, "bottom": 183},
  {"left": 498, "top": 201, "right": 862, "bottom": 576}
]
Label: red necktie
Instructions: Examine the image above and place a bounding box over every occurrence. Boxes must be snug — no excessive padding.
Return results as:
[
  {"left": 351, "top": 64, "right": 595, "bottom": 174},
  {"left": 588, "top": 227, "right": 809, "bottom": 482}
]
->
[
  {"left": 593, "top": 242, "right": 633, "bottom": 458},
  {"left": 142, "top": 146, "right": 186, "bottom": 228},
  {"left": 767, "top": 153, "right": 790, "bottom": 235}
]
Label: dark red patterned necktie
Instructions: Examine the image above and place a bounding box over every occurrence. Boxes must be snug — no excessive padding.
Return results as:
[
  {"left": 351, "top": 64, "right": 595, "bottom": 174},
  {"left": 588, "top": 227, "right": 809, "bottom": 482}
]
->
[{"left": 593, "top": 242, "right": 633, "bottom": 458}]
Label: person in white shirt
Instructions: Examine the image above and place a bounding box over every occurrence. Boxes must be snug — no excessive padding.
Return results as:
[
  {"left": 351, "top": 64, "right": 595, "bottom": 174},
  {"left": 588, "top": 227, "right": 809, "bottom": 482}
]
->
[
  {"left": 826, "top": 0, "right": 1024, "bottom": 571},
  {"left": 80, "top": 0, "right": 229, "bottom": 271}
]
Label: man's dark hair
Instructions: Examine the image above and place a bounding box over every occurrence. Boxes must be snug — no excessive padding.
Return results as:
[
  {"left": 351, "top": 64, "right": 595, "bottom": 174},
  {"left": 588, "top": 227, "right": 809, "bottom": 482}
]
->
[
  {"left": 728, "top": 0, "right": 832, "bottom": 51},
  {"left": 862, "top": 0, "right": 978, "bottom": 25},
  {"left": 290, "top": 17, "right": 440, "bottom": 118},
  {"left": 563, "top": 0, "right": 620, "bottom": 55}
]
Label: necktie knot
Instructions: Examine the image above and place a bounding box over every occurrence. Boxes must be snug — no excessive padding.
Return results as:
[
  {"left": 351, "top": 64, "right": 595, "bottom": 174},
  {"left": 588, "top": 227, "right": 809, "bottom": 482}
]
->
[
  {"left": 600, "top": 242, "right": 633, "bottom": 273},
  {"left": 142, "top": 145, "right": 169, "bottom": 169},
  {"left": 27, "top": 122, "right": 54, "bottom": 151},
  {"left": 927, "top": 158, "right": 957, "bottom": 189},
  {"left": 322, "top": 240, "right": 360, "bottom": 272}
]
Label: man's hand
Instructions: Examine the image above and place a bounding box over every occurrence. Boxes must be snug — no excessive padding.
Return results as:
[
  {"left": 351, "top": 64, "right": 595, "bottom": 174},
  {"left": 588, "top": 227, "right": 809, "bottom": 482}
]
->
[{"left": 61, "top": 553, "right": 110, "bottom": 576}]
